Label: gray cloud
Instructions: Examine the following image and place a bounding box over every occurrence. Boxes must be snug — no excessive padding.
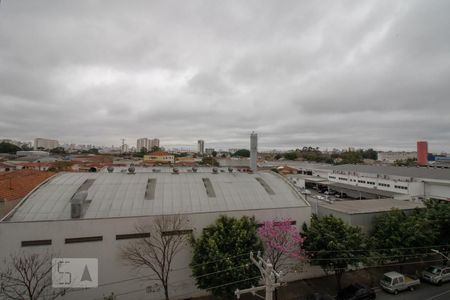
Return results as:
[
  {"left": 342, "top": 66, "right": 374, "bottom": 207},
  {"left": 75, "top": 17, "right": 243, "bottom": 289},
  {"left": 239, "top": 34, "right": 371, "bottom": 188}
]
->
[{"left": 0, "top": 0, "right": 449, "bottom": 152}]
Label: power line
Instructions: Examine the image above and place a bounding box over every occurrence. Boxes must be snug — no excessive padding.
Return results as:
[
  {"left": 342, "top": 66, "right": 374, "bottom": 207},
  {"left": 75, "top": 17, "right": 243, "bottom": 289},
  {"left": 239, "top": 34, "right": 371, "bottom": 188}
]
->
[
  {"left": 64, "top": 244, "right": 450, "bottom": 294},
  {"left": 91, "top": 275, "right": 261, "bottom": 300}
]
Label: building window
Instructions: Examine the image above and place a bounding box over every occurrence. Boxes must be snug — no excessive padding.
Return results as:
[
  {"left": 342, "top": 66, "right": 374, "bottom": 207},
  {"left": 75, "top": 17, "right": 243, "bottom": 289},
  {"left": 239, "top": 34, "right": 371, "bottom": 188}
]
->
[
  {"left": 65, "top": 236, "right": 103, "bottom": 244},
  {"left": 257, "top": 220, "right": 296, "bottom": 228},
  {"left": 116, "top": 233, "right": 150, "bottom": 240},
  {"left": 161, "top": 230, "right": 193, "bottom": 237},
  {"left": 394, "top": 185, "right": 408, "bottom": 190},
  {"left": 21, "top": 239, "right": 52, "bottom": 247}
]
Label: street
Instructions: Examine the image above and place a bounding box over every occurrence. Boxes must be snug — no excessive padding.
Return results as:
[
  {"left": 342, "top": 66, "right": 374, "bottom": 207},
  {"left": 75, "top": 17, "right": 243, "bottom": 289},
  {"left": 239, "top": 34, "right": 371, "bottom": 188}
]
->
[{"left": 376, "top": 282, "right": 450, "bottom": 300}]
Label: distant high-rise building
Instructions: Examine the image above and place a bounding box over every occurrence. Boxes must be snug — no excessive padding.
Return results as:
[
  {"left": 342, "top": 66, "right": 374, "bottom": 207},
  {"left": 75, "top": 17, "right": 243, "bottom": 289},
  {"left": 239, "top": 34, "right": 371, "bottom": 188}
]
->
[
  {"left": 250, "top": 132, "right": 258, "bottom": 172},
  {"left": 197, "top": 140, "right": 205, "bottom": 155},
  {"left": 34, "top": 138, "right": 59, "bottom": 150},
  {"left": 417, "top": 141, "right": 428, "bottom": 166},
  {"left": 137, "top": 138, "right": 160, "bottom": 152},
  {"left": 150, "top": 139, "right": 160, "bottom": 149}
]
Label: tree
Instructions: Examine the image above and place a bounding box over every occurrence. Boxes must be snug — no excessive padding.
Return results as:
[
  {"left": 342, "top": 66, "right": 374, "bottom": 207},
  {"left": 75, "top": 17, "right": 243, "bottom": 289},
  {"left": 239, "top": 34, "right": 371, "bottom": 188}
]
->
[
  {"left": 200, "top": 157, "right": 219, "bottom": 166},
  {"left": 362, "top": 148, "right": 377, "bottom": 160},
  {"left": 302, "top": 215, "right": 368, "bottom": 291},
  {"left": 50, "top": 147, "right": 66, "bottom": 155},
  {"left": 257, "top": 219, "right": 305, "bottom": 300},
  {"left": 370, "top": 209, "right": 436, "bottom": 264},
  {"left": 191, "top": 215, "right": 263, "bottom": 298},
  {"left": 140, "top": 147, "right": 148, "bottom": 154},
  {"left": 425, "top": 201, "right": 450, "bottom": 264},
  {"left": 0, "top": 142, "right": 21, "bottom": 154},
  {"left": 21, "top": 144, "right": 32, "bottom": 151},
  {"left": 211, "top": 151, "right": 217, "bottom": 157},
  {"left": 232, "top": 149, "right": 250, "bottom": 157},
  {"left": 284, "top": 152, "right": 298, "bottom": 161},
  {"left": 151, "top": 146, "right": 161, "bottom": 152},
  {"left": 257, "top": 219, "right": 304, "bottom": 273},
  {"left": 0, "top": 251, "right": 65, "bottom": 300},
  {"left": 336, "top": 151, "right": 363, "bottom": 164},
  {"left": 120, "top": 215, "right": 191, "bottom": 300}
]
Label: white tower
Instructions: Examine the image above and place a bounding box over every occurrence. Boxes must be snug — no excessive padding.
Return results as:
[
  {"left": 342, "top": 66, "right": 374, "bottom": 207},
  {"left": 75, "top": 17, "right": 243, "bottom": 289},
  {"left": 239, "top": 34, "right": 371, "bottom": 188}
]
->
[{"left": 250, "top": 132, "right": 258, "bottom": 172}]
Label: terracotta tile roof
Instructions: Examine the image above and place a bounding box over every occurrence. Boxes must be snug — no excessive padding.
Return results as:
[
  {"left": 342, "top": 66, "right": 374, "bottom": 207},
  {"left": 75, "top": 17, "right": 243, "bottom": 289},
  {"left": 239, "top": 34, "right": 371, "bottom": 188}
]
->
[
  {"left": 149, "top": 151, "right": 171, "bottom": 156},
  {"left": 0, "top": 170, "right": 56, "bottom": 202}
]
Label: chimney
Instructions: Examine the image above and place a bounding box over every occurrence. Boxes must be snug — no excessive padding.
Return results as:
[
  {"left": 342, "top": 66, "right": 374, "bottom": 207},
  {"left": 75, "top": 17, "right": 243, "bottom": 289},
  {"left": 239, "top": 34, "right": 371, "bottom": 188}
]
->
[{"left": 250, "top": 132, "right": 258, "bottom": 172}]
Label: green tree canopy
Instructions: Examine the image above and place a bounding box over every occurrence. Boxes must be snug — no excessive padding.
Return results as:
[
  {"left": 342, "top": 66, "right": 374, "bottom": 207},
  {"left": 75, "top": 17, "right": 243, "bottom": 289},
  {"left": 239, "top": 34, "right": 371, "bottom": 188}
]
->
[
  {"left": 337, "top": 151, "right": 363, "bottom": 164},
  {"left": 191, "top": 215, "right": 263, "bottom": 298},
  {"left": 362, "top": 148, "right": 378, "bottom": 160},
  {"left": 283, "top": 152, "right": 298, "bottom": 160},
  {"left": 370, "top": 209, "right": 436, "bottom": 263},
  {"left": 232, "top": 149, "right": 250, "bottom": 157},
  {"left": 200, "top": 156, "right": 219, "bottom": 166},
  {"left": 302, "top": 215, "right": 368, "bottom": 291},
  {"left": 0, "top": 142, "right": 21, "bottom": 154}
]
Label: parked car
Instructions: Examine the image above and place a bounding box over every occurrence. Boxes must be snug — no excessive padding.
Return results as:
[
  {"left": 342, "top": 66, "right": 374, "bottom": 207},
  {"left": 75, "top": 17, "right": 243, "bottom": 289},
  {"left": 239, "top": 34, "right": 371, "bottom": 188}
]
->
[
  {"left": 380, "top": 271, "right": 420, "bottom": 294},
  {"left": 421, "top": 265, "right": 450, "bottom": 285},
  {"left": 336, "top": 283, "right": 376, "bottom": 300}
]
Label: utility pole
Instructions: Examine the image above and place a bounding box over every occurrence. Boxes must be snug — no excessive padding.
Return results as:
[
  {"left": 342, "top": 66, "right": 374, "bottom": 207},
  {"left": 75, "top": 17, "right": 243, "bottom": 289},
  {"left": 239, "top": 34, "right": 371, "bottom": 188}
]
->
[{"left": 235, "top": 251, "right": 282, "bottom": 300}]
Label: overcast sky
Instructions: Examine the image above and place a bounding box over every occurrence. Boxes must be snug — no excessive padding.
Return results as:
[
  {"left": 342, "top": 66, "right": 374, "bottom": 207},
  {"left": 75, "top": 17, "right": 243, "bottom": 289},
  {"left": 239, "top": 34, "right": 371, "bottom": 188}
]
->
[{"left": 1, "top": 1, "right": 449, "bottom": 152}]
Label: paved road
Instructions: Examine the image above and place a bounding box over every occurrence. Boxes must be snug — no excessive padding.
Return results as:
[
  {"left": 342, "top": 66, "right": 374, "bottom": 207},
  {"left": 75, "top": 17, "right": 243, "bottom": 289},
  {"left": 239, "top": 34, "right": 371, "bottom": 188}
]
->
[{"left": 376, "top": 282, "right": 450, "bottom": 300}]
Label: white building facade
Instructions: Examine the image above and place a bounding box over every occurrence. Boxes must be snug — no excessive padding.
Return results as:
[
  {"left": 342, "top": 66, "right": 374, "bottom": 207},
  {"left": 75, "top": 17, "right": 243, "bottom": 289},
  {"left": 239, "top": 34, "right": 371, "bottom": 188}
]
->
[
  {"left": 34, "top": 138, "right": 59, "bottom": 150},
  {"left": 137, "top": 138, "right": 160, "bottom": 151}
]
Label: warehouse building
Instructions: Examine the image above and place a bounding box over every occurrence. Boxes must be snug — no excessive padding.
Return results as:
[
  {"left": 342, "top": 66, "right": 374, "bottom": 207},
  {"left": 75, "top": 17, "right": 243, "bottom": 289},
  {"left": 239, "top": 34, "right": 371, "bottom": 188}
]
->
[
  {"left": 318, "top": 198, "right": 425, "bottom": 233},
  {"left": 0, "top": 168, "right": 311, "bottom": 300}
]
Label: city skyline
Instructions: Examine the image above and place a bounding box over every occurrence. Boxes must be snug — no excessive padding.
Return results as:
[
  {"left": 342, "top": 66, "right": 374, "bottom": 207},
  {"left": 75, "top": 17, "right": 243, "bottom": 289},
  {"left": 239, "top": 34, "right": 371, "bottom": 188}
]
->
[{"left": 1, "top": 1, "right": 450, "bottom": 152}]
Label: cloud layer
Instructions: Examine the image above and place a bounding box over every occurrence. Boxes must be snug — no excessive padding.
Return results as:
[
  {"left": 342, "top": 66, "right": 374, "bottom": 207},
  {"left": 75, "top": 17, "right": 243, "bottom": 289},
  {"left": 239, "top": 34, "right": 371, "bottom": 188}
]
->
[{"left": 1, "top": 0, "right": 449, "bottom": 152}]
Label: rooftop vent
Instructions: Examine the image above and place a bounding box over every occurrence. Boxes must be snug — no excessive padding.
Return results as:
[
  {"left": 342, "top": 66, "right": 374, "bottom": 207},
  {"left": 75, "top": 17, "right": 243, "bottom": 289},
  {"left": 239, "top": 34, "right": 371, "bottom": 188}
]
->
[
  {"left": 255, "top": 177, "right": 275, "bottom": 195},
  {"left": 70, "top": 179, "right": 95, "bottom": 219},
  {"left": 212, "top": 167, "right": 218, "bottom": 174},
  {"left": 107, "top": 166, "right": 114, "bottom": 173},
  {"left": 202, "top": 178, "right": 216, "bottom": 198},
  {"left": 173, "top": 168, "right": 179, "bottom": 174},
  {"left": 192, "top": 167, "right": 198, "bottom": 173},
  {"left": 145, "top": 178, "right": 157, "bottom": 200}
]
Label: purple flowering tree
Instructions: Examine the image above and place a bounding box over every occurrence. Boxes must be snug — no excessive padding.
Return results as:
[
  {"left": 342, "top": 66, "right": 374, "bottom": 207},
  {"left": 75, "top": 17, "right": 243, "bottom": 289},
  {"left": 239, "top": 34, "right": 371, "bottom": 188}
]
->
[{"left": 257, "top": 219, "right": 305, "bottom": 274}]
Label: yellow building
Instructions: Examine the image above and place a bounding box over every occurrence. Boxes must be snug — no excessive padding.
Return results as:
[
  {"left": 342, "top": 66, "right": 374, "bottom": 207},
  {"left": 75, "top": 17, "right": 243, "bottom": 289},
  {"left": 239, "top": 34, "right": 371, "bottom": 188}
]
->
[{"left": 143, "top": 151, "right": 174, "bottom": 164}]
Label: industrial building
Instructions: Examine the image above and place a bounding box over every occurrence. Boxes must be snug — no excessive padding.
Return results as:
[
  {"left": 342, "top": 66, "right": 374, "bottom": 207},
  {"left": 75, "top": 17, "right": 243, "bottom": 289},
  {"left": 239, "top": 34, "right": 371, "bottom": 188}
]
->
[
  {"left": 317, "top": 198, "right": 425, "bottom": 233},
  {"left": 285, "top": 163, "right": 450, "bottom": 202},
  {"left": 0, "top": 168, "right": 311, "bottom": 300}
]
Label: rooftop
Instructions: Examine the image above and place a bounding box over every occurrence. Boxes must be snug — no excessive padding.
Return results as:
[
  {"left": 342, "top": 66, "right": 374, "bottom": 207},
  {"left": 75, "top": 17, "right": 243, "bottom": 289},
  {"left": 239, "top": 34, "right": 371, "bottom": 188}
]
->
[
  {"left": 0, "top": 170, "right": 56, "bottom": 202},
  {"left": 331, "top": 164, "right": 450, "bottom": 181},
  {"left": 4, "top": 170, "right": 308, "bottom": 222},
  {"left": 319, "top": 198, "right": 425, "bottom": 215}
]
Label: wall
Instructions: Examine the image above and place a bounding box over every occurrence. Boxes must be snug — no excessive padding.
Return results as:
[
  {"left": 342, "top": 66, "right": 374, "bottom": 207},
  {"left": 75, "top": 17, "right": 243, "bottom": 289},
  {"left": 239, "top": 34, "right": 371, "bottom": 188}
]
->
[
  {"left": 0, "top": 206, "right": 311, "bottom": 300},
  {"left": 424, "top": 180, "right": 450, "bottom": 201}
]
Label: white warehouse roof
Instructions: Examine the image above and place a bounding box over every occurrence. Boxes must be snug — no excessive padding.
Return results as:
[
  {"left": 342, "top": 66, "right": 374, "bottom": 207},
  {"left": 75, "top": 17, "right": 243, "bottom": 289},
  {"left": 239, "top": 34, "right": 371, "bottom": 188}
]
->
[{"left": 4, "top": 170, "right": 309, "bottom": 222}]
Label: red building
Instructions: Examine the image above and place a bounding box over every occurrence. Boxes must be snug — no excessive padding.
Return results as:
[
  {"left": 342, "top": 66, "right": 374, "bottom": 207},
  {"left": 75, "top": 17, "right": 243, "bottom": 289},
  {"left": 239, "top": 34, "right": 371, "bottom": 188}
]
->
[{"left": 417, "top": 141, "right": 428, "bottom": 166}]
